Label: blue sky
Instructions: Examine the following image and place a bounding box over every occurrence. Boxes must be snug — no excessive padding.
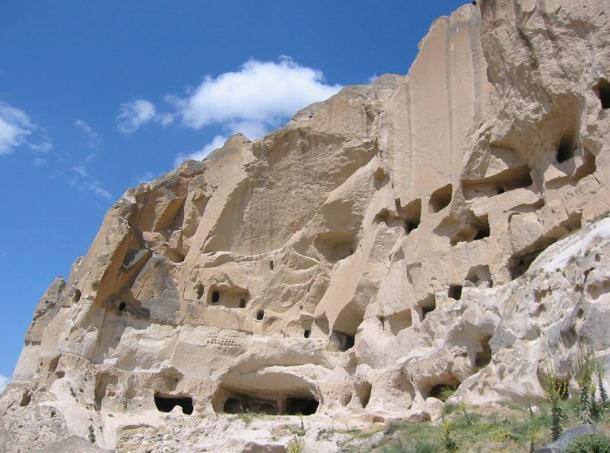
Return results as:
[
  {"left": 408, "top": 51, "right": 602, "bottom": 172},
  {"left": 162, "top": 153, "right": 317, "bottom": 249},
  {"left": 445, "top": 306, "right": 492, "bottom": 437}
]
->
[{"left": 0, "top": 0, "right": 468, "bottom": 385}]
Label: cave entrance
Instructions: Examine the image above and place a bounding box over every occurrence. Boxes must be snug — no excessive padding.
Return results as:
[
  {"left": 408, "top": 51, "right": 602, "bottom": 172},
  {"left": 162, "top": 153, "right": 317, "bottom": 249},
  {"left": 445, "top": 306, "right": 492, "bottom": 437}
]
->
[
  {"left": 207, "top": 286, "right": 250, "bottom": 309},
  {"left": 330, "top": 330, "right": 355, "bottom": 352},
  {"left": 556, "top": 131, "right": 577, "bottom": 163},
  {"left": 218, "top": 390, "right": 319, "bottom": 416},
  {"left": 223, "top": 395, "right": 278, "bottom": 415},
  {"left": 475, "top": 336, "right": 493, "bottom": 370},
  {"left": 448, "top": 285, "right": 463, "bottom": 301},
  {"left": 417, "top": 295, "right": 437, "bottom": 322},
  {"left": 286, "top": 397, "right": 319, "bottom": 415},
  {"left": 402, "top": 198, "right": 422, "bottom": 235},
  {"left": 429, "top": 184, "right": 453, "bottom": 213},
  {"left": 595, "top": 78, "right": 610, "bottom": 109},
  {"left": 154, "top": 393, "right": 194, "bottom": 415},
  {"left": 509, "top": 250, "right": 545, "bottom": 280},
  {"left": 462, "top": 164, "right": 533, "bottom": 199},
  {"left": 429, "top": 383, "right": 459, "bottom": 402}
]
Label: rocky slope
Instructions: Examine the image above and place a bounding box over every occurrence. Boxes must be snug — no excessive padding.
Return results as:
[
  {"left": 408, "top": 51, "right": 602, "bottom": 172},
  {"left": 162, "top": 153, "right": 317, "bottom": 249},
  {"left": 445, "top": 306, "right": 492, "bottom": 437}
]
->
[{"left": 2, "top": 0, "right": 610, "bottom": 451}]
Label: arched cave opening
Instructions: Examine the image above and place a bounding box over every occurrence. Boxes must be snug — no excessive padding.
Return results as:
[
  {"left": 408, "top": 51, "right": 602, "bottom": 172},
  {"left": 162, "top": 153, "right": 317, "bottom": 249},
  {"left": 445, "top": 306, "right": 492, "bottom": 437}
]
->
[
  {"left": 154, "top": 393, "right": 193, "bottom": 415},
  {"left": 429, "top": 382, "right": 459, "bottom": 402},
  {"left": 219, "top": 390, "right": 319, "bottom": 416}
]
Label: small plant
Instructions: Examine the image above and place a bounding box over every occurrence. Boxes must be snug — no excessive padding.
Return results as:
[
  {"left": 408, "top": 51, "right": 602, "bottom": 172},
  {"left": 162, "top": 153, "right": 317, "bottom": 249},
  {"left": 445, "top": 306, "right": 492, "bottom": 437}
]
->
[
  {"left": 527, "top": 425, "right": 545, "bottom": 453},
  {"left": 237, "top": 411, "right": 253, "bottom": 426},
  {"left": 441, "top": 421, "right": 458, "bottom": 452},
  {"left": 437, "top": 385, "right": 457, "bottom": 403},
  {"left": 575, "top": 350, "right": 596, "bottom": 425},
  {"left": 591, "top": 387, "right": 602, "bottom": 423},
  {"left": 564, "top": 433, "right": 610, "bottom": 453},
  {"left": 459, "top": 401, "right": 473, "bottom": 425},
  {"left": 596, "top": 361, "right": 608, "bottom": 410},
  {"left": 287, "top": 436, "right": 305, "bottom": 453},
  {"left": 88, "top": 424, "right": 96, "bottom": 444},
  {"left": 541, "top": 363, "right": 567, "bottom": 441},
  {"left": 413, "top": 440, "right": 436, "bottom": 453},
  {"left": 442, "top": 402, "right": 458, "bottom": 417}
]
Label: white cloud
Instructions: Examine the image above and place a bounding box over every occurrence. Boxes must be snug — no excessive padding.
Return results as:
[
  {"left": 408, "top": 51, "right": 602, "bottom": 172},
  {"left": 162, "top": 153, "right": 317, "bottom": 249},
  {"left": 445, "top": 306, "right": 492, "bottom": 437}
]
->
[
  {"left": 174, "top": 135, "right": 227, "bottom": 167},
  {"left": 132, "top": 171, "right": 157, "bottom": 185},
  {"left": 0, "top": 102, "right": 52, "bottom": 155},
  {"left": 74, "top": 119, "right": 101, "bottom": 151},
  {"left": 173, "top": 57, "right": 342, "bottom": 138},
  {"left": 69, "top": 165, "right": 112, "bottom": 200},
  {"left": 117, "top": 99, "right": 173, "bottom": 134},
  {"left": 0, "top": 375, "right": 9, "bottom": 393}
]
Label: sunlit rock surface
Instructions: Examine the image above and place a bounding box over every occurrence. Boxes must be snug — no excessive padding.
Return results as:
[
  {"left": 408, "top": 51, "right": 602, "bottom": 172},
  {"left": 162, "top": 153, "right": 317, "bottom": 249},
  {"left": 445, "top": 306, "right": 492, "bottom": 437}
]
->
[{"left": 2, "top": 1, "right": 610, "bottom": 451}]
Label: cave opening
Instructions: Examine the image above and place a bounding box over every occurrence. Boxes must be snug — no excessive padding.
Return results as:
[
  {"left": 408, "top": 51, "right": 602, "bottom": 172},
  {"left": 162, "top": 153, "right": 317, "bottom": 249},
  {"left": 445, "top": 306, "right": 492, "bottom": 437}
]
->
[
  {"left": 355, "top": 382, "right": 372, "bottom": 408},
  {"left": 403, "top": 199, "right": 422, "bottom": 235},
  {"left": 419, "top": 295, "right": 437, "bottom": 321},
  {"left": 448, "top": 285, "right": 463, "bottom": 301},
  {"left": 211, "top": 290, "right": 220, "bottom": 304},
  {"left": 556, "top": 132, "right": 577, "bottom": 163},
  {"left": 595, "top": 78, "right": 610, "bottom": 109},
  {"left": 462, "top": 165, "right": 533, "bottom": 199},
  {"left": 509, "top": 250, "right": 545, "bottom": 280},
  {"left": 466, "top": 265, "right": 493, "bottom": 288},
  {"left": 220, "top": 391, "right": 319, "bottom": 416},
  {"left": 154, "top": 393, "right": 193, "bottom": 415},
  {"left": 286, "top": 397, "right": 319, "bottom": 415},
  {"left": 474, "top": 218, "right": 491, "bottom": 240},
  {"left": 429, "top": 383, "right": 459, "bottom": 402},
  {"left": 450, "top": 215, "right": 490, "bottom": 245},
  {"left": 475, "top": 336, "right": 493, "bottom": 369},
  {"left": 429, "top": 184, "right": 453, "bottom": 213},
  {"left": 256, "top": 309, "right": 265, "bottom": 321},
  {"left": 330, "top": 330, "right": 355, "bottom": 352}
]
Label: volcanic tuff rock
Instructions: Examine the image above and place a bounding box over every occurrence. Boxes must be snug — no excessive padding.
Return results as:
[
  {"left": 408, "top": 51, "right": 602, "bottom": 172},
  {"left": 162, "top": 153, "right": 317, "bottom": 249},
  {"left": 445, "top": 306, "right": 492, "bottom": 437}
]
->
[{"left": 3, "top": 0, "right": 610, "bottom": 451}]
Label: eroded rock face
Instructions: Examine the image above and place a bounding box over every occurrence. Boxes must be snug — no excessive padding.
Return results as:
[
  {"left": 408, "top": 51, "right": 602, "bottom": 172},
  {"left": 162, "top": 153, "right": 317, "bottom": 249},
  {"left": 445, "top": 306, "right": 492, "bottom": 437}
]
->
[{"left": 3, "top": 1, "right": 610, "bottom": 451}]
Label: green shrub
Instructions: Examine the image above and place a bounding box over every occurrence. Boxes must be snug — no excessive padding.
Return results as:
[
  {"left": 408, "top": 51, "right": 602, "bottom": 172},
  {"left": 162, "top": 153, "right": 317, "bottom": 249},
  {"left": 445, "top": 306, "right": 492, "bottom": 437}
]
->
[
  {"left": 441, "top": 421, "right": 458, "bottom": 452},
  {"left": 564, "top": 434, "right": 610, "bottom": 453},
  {"left": 287, "top": 436, "right": 305, "bottom": 453},
  {"left": 414, "top": 440, "right": 436, "bottom": 453},
  {"left": 575, "top": 351, "right": 596, "bottom": 425},
  {"left": 541, "top": 363, "right": 568, "bottom": 441}
]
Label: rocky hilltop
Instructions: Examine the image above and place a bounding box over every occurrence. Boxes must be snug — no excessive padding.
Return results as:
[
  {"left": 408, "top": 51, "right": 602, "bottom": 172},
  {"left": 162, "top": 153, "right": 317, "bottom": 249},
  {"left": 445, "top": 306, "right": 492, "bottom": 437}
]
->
[{"left": 2, "top": 0, "right": 610, "bottom": 451}]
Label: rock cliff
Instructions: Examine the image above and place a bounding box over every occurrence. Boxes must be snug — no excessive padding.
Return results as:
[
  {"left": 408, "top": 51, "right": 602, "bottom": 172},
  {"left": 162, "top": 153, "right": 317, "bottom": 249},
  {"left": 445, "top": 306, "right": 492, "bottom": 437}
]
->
[{"left": 2, "top": 0, "right": 610, "bottom": 451}]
